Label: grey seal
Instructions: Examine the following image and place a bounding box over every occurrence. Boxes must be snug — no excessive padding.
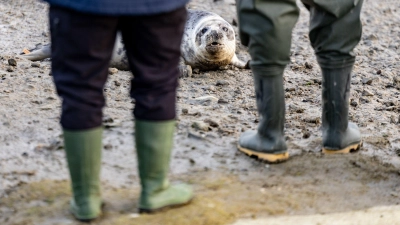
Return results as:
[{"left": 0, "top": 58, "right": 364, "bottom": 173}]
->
[
  {"left": 180, "top": 9, "right": 248, "bottom": 71},
  {"left": 21, "top": 10, "right": 249, "bottom": 73}
]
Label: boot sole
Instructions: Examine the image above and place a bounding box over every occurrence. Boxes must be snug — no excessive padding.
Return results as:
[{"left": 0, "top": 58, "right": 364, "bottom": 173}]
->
[
  {"left": 322, "top": 141, "right": 362, "bottom": 154},
  {"left": 139, "top": 197, "right": 193, "bottom": 214},
  {"left": 237, "top": 145, "right": 289, "bottom": 163}
]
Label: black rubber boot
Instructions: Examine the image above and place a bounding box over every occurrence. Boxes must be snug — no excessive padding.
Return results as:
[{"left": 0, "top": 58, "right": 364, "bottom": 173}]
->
[
  {"left": 238, "top": 71, "right": 288, "bottom": 163},
  {"left": 321, "top": 63, "right": 361, "bottom": 153}
]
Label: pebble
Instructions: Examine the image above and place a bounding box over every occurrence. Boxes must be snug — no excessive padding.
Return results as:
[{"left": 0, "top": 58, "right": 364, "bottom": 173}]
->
[
  {"left": 305, "top": 62, "right": 313, "bottom": 69},
  {"left": 234, "top": 89, "right": 242, "bottom": 94},
  {"left": 192, "top": 121, "right": 210, "bottom": 131},
  {"left": 289, "top": 104, "right": 305, "bottom": 113},
  {"left": 383, "top": 101, "right": 396, "bottom": 107},
  {"left": 181, "top": 108, "right": 189, "bottom": 115},
  {"left": 8, "top": 58, "right": 17, "bottom": 66},
  {"left": 31, "top": 62, "right": 41, "bottom": 68},
  {"left": 360, "top": 97, "right": 370, "bottom": 104},
  {"left": 204, "top": 118, "right": 219, "bottom": 127},
  {"left": 216, "top": 80, "right": 229, "bottom": 86},
  {"left": 362, "top": 89, "right": 374, "bottom": 96},
  {"left": 6, "top": 67, "right": 14, "bottom": 72},
  {"left": 188, "top": 132, "right": 205, "bottom": 140},
  {"left": 390, "top": 115, "right": 398, "bottom": 124},
  {"left": 31, "top": 100, "right": 42, "bottom": 104},
  {"left": 366, "top": 34, "right": 378, "bottom": 41},
  {"left": 232, "top": 18, "right": 238, "bottom": 26},
  {"left": 199, "top": 73, "right": 210, "bottom": 78},
  {"left": 108, "top": 68, "right": 118, "bottom": 75},
  {"left": 350, "top": 99, "right": 358, "bottom": 107},
  {"left": 206, "top": 85, "right": 216, "bottom": 91},
  {"left": 302, "top": 130, "right": 311, "bottom": 139},
  {"left": 193, "top": 95, "right": 219, "bottom": 104},
  {"left": 114, "top": 80, "right": 121, "bottom": 86},
  {"left": 313, "top": 79, "right": 321, "bottom": 85},
  {"left": 304, "top": 117, "right": 320, "bottom": 124},
  {"left": 362, "top": 78, "right": 373, "bottom": 85},
  {"left": 285, "top": 87, "right": 296, "bottom": 92},
  {"left": 218, "top": 99, "right": 229, "bottom": 104}
]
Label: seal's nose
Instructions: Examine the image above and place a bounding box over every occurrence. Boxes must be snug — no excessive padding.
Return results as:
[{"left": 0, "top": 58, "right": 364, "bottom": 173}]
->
[
  {"left": 212, "top": 42, "right": 218, "bottom": 45},
  {"left": 210, "top": 30, "right": 222, "bottom": 39}
]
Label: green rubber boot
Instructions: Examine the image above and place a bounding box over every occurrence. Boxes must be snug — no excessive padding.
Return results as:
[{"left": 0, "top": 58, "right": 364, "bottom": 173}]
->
[
  {"left": 321, "top": 63, "right": 362, "bottom": 154},
  {"left": 135, "top": 120, "right": 193, "bottom": 213},
  {"left": 63, "top": 127, "right": 103, "bottom": 222},
  {"left": 238, "top": 70, "right": 289, "bottom": 163}
]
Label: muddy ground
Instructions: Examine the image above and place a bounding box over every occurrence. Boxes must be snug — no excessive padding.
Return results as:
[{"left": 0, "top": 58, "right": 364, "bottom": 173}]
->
[{"left": 1, "top": 0, "right": 400, "bottom": 224}]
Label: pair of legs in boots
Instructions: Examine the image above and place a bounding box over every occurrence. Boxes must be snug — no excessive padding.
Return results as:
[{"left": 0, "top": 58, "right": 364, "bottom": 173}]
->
[
  {"left": 50, "top": 6, "right": 192, "bottom": 221},
  {"left": 236, "top": 0, "right": 364, "bottom": 163}
]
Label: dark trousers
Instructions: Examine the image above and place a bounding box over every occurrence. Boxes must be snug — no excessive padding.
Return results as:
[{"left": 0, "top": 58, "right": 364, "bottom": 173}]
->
[{"left": 49, "top": 6, "right": 187, "bottom": 130}]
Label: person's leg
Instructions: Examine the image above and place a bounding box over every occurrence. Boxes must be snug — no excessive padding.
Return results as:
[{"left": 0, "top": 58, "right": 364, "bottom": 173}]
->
[
  {"left": 49, "top": 6, "right": 118, "bottom": 221},
  {"left": 236, "top": 0, "right": 299, "bottom": 163},
  {"left": 119, "top": 7, "right": 192, "bottom": 212},
  {"left": 302, "top": 0, "right": 363, "bottom": 153}
]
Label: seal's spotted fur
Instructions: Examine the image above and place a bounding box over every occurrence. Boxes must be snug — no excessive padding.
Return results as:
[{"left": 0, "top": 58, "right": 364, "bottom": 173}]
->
[{"left": 181, "top": 10, "right": 247, "bottom": 71}]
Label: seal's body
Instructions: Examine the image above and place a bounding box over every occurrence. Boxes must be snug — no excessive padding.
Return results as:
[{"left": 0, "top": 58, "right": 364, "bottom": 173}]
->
[
  {"left": 181, "top": 10, "right": 246, "bottom": 70},
  {"left": 22, "top": 10, "right": 247, "bottom": 71}
]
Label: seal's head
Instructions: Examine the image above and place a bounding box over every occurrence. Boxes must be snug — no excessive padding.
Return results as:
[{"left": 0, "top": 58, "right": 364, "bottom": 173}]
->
[{"left": 194, "top": 17, "right": 236, "bottom": 66}]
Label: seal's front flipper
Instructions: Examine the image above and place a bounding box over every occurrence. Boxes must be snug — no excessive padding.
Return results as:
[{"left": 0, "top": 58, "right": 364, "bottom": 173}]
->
[
  {"left": 179, "top": 64, "right": 192, "bottom": 78},
  {"left": 230, "top": 54, "right": 250, "bottom": 69},
  {"left": 178, "top": 58, "right": 192, "bottom": 78},
  {"left": 20, "top": 43, "right": 52, "bottom": 61}
]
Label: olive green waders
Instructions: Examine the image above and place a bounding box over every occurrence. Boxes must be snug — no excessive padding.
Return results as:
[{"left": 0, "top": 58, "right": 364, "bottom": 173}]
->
[
  {"left": 135, "top": 120, "right": 193, "bottom": 213},
  {"left": 236, "top": 0, "right": 363, "bottom": 161}
]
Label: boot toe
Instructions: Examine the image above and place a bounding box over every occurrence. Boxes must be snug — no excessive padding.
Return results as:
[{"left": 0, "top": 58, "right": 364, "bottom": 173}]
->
[
  {"left": 139, "top": 183, "right": 193, "bottom": 213},
  {"left": 238, "top": 130, "right": 288, "bottom": 163},
  {"left": 70, "top": 198, "right": 102, "bottom": 221},
  {"left": 239, "top": 130, "right": 287, "bottom": 153},
  {"left": 347, "top": 122, "right": 362, "bottom": 146},
  {"left": 322, "top": 122, "right": 361, "bottom": 153},
  {"left": 238, "top": 130, "right": 258, "bottom": 149}
]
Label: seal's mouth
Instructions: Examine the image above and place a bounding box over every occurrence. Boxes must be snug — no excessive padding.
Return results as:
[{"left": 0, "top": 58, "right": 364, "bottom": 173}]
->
[
  {"left": 205, "top": 42, "right": 224, "bottom": 54},
  {"left": 208, "top": 42, "right": 223, "bottom": 47}
]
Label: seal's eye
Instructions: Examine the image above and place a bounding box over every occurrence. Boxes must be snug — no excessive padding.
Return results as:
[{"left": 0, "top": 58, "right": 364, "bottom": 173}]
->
[
  {"left": 222, "top": 27, "right": 229, "bottom": 32},
  {"left": 201, "top": 28, "right": 208, "bottom": 34}
]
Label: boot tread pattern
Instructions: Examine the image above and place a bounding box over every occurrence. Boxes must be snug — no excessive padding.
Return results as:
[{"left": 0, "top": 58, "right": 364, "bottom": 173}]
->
[
  {"left": 237, "top": 145, "right": 289, "bottom": 163},
  {"left": 322, "top": 142, "right": 362, "bottom": 154}
]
